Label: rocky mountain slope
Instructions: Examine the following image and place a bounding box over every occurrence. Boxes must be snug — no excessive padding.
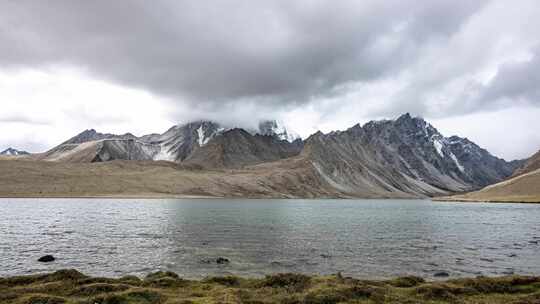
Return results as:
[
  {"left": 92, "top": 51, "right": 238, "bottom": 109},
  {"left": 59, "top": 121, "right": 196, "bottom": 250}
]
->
[
  {"left": 17, "top": 114, "right": 524, "bottom": 198},
  {"left": 184, "top": 128, "right": 303, "bottom": 169},
  {"left": 511, "top": 149, "right": 540, "bottom": 177},
  {"left": 301, "top": 114, "right": 521, "bottom": 197}
]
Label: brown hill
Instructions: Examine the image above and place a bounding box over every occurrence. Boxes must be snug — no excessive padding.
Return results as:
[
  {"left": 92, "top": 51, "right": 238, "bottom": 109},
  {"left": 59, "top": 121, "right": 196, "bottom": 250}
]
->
[{"left": 439, "top": 168, "right": 540, "bottom": 203}]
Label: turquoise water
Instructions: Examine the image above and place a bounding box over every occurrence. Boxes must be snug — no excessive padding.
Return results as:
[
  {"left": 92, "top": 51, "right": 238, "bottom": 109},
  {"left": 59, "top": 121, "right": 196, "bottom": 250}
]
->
[{"left": 1, "top": 198, "right": 539, "bottom": 279}]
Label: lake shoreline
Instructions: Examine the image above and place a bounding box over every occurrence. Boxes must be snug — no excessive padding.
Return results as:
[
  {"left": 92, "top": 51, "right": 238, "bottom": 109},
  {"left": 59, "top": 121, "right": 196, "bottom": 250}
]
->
[
  {"left": 2, "top": 194, "right": 540, "bottom": 204},
  {"left": 2, "top": 269, "right": 540, "bottom": 304},
  {"left": 433, "top": 197, "right": 540, "bottom": 204}
]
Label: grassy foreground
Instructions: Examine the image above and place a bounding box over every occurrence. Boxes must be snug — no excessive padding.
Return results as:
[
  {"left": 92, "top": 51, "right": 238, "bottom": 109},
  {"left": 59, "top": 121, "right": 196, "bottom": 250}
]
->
[{"left": 2, "top": 270, "right": 540, "bottom": 304}]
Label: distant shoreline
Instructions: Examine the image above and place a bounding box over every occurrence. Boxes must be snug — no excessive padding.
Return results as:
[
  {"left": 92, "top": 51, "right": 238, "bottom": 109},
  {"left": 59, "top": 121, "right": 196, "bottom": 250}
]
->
[
  {"left": 2, "top": 269, "right": 540, "bottom": 304},
  {"left": 1, "top": 194, "right": 539, "bottom": 203},
  {"left": 433, "top": 197, "right": 540, "bottom": 204}
]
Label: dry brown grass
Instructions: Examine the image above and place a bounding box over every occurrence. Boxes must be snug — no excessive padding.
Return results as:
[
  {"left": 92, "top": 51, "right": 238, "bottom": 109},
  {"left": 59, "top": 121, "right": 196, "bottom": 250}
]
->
[{"left": 2, "top": 269, "right": 540, "bottom": 304}]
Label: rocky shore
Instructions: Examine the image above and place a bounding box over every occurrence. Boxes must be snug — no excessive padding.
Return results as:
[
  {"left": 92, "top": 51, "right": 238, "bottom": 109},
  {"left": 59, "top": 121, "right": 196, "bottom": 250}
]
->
[{"left": 2, "top": 269, "right": 540, "bottom": 304}]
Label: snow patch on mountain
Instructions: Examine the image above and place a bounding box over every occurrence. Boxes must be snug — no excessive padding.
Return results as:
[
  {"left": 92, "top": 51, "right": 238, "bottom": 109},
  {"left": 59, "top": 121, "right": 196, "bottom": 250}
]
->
[
  {"left": 450, "top": 152, "right": 465, "bottom": 172},
  {"left": 433, "top": 139, "right": 444, "bottom": 157},
  {"left": 197, "top": 125, "right": 211, "bottom": 146}
]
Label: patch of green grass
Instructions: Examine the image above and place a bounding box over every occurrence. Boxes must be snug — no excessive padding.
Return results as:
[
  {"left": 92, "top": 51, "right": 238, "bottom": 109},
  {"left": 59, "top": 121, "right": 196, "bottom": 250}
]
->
[
  {"left": 90, "top": 289, "right": 164, "bottom": 304},
  {"left": 20, "top": 294, "right": 67, "bottom": 304},
  {"left": 259, "top": 273, "right": 311, "bottom": 292},
  {"left": 203, "top": 276, "right": 241, "bottom": 286},
  {"left": 71, "top": 283, "right": 131, "bottom": 296},
  {"left": 303, "top": 285, "right": 375, "bottom": 304},
  {"left": 388, "top": 276, "right": 426, "bottom": 288}
]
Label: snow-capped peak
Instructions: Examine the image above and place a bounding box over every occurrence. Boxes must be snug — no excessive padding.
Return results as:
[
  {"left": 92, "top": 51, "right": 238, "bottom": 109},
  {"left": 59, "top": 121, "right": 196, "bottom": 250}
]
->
[
  {"left": 257, "top": 120, "right": 301, "bottom": 142},
  {"left": 1, "top": 147, "right": 30, "bottom": 156}
]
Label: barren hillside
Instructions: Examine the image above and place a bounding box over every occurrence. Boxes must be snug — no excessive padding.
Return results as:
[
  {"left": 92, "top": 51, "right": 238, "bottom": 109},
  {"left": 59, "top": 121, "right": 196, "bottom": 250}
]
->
[
  {"left": 0, "top": 158, "right": 345, "bottom": 198},
  {"left": 440, "top": 168, "right": 540, "bottom": 203}
]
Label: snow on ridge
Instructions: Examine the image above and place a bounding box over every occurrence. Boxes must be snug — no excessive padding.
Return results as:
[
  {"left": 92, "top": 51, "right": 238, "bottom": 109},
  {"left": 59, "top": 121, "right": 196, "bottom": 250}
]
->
[
  {"left": 450, "top": 152, "right": 465, "bottom": 172},
  {"left": 433, "top": 139, "right": 444, "bottom": 157}
]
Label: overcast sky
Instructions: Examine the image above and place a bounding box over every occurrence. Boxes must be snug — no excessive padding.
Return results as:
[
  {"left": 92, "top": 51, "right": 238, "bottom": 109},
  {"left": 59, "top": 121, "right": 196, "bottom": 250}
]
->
[{"left": 1, "top": 0, "right": 539, "bottom": 160}]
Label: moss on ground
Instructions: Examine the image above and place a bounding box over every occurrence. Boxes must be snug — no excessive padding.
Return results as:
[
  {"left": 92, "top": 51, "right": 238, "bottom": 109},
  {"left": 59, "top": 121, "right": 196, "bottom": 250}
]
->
[{"left": 1, "top": 270, "right": 540, "bottom": 304}]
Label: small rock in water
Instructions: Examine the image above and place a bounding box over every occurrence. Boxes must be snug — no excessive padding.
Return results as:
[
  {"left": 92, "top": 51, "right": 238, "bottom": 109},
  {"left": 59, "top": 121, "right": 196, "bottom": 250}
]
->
[
  {"left": 529, "top": 240, "right": 538, "bottom": 245},
  {"left": 320, "top": 254, "right": 331, "bottom": 259},
  {"left": 434, "top": 271, "right": 449, "bottom": 278},
  {"left": 38, "top": 255, "right": 55, "bottom": 262},
  {"left": 507, "top": 253, "right": 517, "bottom": 258},
  {"left": 216, "top": 257, "right": 230, "bottom": 264}
]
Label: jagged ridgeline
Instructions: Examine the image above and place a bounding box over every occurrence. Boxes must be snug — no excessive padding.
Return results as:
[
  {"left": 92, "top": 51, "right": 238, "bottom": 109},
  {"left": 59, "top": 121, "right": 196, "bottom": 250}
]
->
[
  {"left": 31, "top": 115, "right": 522, "bottom": 197},
  {"left": 37, "top": 120, "right": 303, "bottom": 166}
]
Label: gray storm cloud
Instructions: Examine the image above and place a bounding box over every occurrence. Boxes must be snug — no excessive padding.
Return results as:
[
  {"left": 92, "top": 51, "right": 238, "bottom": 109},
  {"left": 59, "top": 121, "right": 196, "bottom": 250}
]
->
[
  {"left": 0, "top": 0, "right": 494, "bottom": 111},
  {"left": 480, "top": 49, "right": 540, "bottom": 106}
]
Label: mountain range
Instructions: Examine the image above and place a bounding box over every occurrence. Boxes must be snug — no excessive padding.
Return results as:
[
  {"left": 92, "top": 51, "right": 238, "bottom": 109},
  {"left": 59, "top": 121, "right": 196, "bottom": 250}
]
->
[
  {"left": 0, "top": 114, "right": 531, "bottom": 199},
  {"left": 0, "top": 147, "right": 30, "bottom": 156}
]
